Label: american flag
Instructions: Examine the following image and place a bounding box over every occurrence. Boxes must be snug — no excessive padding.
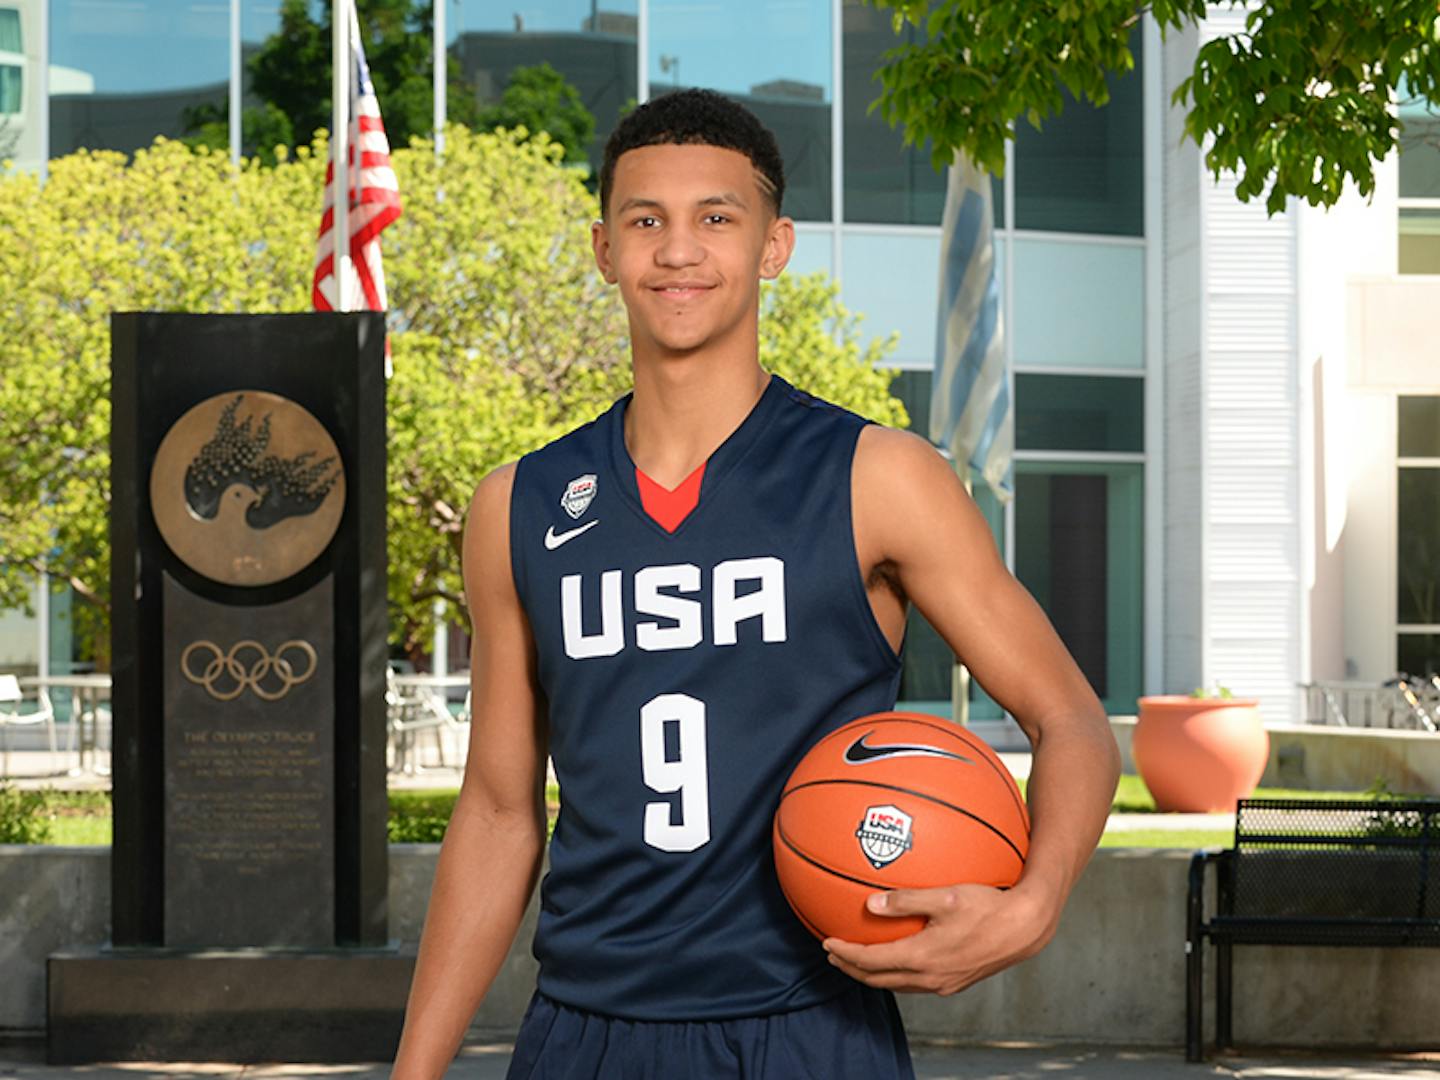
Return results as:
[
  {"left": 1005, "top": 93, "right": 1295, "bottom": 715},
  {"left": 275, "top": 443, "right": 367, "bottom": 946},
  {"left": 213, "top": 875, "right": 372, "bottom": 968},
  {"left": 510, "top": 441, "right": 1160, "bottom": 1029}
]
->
[
  {"left": 313, "top": 1, "right": 401, "bottom": 315},
  {"left": 931, "top": 152, "right": 1011, "bottom": 504}
]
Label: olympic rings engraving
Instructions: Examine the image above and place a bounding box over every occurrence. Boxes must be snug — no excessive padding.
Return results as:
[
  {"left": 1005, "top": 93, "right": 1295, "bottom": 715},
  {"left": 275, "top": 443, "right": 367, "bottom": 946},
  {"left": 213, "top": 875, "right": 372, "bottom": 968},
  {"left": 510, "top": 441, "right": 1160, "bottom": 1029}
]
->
[{"left": 180, "top": 639, "right": 318, "bottom": 702}]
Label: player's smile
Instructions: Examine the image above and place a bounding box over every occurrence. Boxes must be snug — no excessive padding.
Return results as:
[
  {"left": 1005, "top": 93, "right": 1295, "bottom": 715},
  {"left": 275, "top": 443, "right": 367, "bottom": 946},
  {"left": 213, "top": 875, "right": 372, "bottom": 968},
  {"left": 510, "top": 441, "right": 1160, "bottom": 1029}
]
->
[{"left": 648, "top": 280, "right": 717, "bottom": 302}]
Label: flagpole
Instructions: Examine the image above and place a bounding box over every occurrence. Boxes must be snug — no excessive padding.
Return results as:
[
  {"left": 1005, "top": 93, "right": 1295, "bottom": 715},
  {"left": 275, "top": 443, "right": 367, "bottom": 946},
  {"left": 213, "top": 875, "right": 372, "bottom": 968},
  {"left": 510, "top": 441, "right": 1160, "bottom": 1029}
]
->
[
  {"left": 229, "top": 0, "right": 240, "bottom": 165},
  {"left": 433, "top": 0, "right": 446, "bottom": 156},
  {"left": 332, "top": 0, "right": 351, "bottom": 311}
]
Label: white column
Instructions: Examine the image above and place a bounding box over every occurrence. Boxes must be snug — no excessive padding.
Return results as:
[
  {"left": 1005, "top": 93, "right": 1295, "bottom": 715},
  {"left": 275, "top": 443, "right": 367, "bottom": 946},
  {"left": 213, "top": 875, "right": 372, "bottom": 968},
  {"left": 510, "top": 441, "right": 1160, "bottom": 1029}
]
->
[
  {"left": 829, "top": 0, "right": 843, "bottom": 284},
  {"left": 637, "top": 0, "right": 649, "bottom": 102},
  {"left": 37, "top": 572, "right": 50, "bottom": 680},
  {"left": 432, "top": 599, "right": 448, "bottom": 678},
  {"left": 1001, "top": 135, "right": 1015, "bottom": 574},
  {"left": 1142, "top": 11, "right": 1165, "bottom": 695}
]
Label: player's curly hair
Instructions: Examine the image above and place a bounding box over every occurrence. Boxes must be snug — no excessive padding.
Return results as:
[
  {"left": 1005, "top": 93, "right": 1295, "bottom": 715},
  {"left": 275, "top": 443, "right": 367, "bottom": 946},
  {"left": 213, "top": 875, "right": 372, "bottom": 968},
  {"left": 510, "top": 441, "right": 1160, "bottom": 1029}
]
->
[{"left": 599, "top": 89, "right": 786, "bottom": 219}]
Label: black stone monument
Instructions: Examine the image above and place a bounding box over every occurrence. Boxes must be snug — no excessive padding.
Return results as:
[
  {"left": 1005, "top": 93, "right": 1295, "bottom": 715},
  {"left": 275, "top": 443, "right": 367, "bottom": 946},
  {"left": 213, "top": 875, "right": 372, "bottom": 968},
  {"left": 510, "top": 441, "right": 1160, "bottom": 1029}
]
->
[{"left": 47, "top": 313, "right": 412, "bottom": 1063}]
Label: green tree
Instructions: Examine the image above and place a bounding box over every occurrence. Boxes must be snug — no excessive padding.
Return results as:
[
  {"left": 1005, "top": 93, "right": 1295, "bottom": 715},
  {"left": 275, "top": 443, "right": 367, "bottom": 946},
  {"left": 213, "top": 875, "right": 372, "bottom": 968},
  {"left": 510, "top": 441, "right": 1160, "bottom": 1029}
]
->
[
  {"left": 0, "top": 139, "right": 321, "bottom": 662},
  {"left": 182, "top": 102, "right": 296, "bottom": 167},
  {"left": 477, "top": 63, "right": 598, "bottom": 167},
  {"left": 865, "top": 0, "right": 1440, "bottom": 213},
  {"left": 0, "top": 126, "right": 902, "bottom": 663},
  {"left": 246, "top": 0, "right": 476, "bottom": 152}
]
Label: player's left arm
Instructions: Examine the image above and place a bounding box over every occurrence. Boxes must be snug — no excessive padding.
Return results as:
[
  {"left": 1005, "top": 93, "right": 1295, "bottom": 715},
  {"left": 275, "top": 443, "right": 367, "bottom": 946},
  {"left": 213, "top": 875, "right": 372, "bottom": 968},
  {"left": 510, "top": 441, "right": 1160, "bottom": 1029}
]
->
[{"left": 825, "top": 425, "right": 1121, "bottom": 995}]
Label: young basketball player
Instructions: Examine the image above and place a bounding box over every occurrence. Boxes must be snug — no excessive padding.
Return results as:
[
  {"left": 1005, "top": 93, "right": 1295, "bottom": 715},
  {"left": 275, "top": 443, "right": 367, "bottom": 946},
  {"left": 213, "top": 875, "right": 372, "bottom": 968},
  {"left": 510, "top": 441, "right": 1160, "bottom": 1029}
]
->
[{"left": 391, "top": 90, "right": 1120, "bottom": 1080}]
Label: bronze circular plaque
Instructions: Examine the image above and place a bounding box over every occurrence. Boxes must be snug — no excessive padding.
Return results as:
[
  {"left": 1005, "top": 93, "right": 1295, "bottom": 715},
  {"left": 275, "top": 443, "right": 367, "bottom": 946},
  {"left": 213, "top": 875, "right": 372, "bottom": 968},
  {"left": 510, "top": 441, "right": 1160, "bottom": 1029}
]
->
[{"left": 150, "top": 391, "right": 346, "bottom": 587}]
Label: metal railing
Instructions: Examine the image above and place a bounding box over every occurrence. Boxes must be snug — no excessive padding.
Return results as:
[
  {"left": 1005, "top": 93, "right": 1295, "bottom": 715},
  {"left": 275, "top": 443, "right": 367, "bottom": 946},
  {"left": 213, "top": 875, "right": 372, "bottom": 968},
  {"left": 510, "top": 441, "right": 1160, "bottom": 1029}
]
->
[{"left": 1298, "top": 676, "right": 1440, "bottom": 732}]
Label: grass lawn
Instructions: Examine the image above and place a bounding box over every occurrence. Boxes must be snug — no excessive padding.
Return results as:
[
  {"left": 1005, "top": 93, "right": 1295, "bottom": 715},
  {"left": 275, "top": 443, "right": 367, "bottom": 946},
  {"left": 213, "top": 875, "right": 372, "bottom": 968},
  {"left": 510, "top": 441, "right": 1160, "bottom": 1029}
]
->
[
  {"left": 5, "top": 777, "right": 1410, "bottom": 850},
  {"left": 1017, "top": 773, "right": 1393, "bottom": 813},
  {"left": 47, "top": 815, "right": 112, "bottom": 845},
  {"left": 1098, "top": 829, "right": 1231, "bottom": 849}
]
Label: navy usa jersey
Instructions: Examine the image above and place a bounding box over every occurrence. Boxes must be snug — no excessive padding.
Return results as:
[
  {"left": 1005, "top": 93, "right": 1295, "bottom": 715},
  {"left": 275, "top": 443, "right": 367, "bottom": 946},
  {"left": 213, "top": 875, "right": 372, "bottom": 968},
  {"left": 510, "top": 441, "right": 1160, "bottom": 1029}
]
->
[{"left": 508, "top": 375, "right": 903, "bottom": 1020}]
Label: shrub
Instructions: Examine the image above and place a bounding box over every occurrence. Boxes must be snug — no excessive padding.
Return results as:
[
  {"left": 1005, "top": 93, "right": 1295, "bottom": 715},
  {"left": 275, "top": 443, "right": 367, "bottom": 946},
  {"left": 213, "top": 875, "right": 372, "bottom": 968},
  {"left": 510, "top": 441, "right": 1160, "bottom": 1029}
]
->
[
  {"left": 387, "top": 790, "right": 459, "bottom": 843},
  {"left": 0, "top": 783, "right": 53, "bottom": 844}
]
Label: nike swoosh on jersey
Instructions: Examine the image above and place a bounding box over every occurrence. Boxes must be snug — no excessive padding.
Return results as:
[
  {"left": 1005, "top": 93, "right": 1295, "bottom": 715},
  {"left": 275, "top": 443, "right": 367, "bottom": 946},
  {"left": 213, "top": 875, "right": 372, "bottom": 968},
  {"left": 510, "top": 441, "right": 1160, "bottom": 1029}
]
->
[
  {"left": 544, "top": 519, "right": 600, "bottom": 550},
  {"left": 843, "top": 731, "right": 974, "bottom": 765}
]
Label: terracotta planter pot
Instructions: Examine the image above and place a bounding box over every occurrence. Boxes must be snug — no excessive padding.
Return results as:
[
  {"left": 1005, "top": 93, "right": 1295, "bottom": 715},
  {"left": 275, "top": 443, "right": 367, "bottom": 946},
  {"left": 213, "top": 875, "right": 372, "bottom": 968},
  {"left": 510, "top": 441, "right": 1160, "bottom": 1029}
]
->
[{"left": 1132, "top": 695, "right": 1270, "bottom": 813}]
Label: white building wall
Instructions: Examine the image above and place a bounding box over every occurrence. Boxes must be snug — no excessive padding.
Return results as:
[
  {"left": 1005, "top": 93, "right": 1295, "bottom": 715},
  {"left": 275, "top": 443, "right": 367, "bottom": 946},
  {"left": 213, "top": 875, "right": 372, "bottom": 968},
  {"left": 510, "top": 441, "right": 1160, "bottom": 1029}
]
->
[
  {"left": 1163, "top": 6, "right": 1426, "bottom": 713},
  {"left": 1164, "top": 7, "right": 1305, "bottom": 723},
  {"left": 1342, "top": 393, "right": 1398, "bottom": 679},
  {"left": 1203, "top": 162, "right": 1301, "bottom": 721},
  {"left": 1160, "top": 23, "right": 1204, "bottom": 696},
  {"left": 1, "top": 0, "right": 48, "bottom": 173},
  {"left": 1297, "top": 152, "right": 1400, "bottom": 686}
]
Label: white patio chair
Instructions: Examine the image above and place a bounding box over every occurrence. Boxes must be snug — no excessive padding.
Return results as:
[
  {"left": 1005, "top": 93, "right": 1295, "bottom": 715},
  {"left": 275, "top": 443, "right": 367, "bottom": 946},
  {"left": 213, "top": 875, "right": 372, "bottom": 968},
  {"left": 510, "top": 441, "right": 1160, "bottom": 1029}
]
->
[
  {"left": 386, "top": 669, "right": 456, "bottom": 773},
  {"left": 0, "top": 674, "right": 58, "bottom": 779}
]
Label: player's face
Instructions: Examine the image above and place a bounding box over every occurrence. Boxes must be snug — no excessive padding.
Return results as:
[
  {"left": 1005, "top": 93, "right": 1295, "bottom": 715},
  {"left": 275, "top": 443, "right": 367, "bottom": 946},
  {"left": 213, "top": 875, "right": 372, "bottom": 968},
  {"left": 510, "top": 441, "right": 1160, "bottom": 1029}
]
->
[{"left": 593, "top": 143, "right": 794, "bottom": 358}]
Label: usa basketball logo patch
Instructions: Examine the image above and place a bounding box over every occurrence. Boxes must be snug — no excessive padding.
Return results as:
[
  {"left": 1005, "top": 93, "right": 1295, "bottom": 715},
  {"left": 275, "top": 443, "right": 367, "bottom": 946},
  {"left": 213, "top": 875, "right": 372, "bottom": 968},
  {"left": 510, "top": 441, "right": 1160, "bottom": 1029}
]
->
[
  {"left": 560, "top": 474, "right": 597, "bottom": 519},
  {"left": 856, "top": 804, "right": 913, "bottom": 869}
]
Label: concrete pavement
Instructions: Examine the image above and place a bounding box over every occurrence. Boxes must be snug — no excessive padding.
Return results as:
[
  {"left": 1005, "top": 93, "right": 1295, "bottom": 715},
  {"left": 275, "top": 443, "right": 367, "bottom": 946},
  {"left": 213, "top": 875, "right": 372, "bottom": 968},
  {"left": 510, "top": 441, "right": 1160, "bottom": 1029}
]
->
[
  {"left": 5, "top": 747, "right": 1239, "bottom": 840},
  {"left": 7, "top": 745, "right": 1425, "bottom": 1075},
  {"left": 3, "top": 1040, "right": 1440, "bottom": 1079}
]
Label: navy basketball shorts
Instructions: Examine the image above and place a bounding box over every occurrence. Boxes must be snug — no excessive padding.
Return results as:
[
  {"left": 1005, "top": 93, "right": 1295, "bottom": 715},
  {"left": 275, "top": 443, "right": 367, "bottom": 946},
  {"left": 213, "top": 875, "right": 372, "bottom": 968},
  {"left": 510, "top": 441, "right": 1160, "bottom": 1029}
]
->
[{"left": 504, "top": 984, "right": 915, "bottom": 1080}]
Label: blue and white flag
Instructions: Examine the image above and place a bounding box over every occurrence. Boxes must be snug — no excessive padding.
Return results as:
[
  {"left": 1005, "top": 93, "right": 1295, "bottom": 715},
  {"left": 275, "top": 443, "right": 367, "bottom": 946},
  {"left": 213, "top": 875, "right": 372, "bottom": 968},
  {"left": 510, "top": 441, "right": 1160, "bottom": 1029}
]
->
[{"left": 931, "top": 153, "right": 1012, "bottom": 503}]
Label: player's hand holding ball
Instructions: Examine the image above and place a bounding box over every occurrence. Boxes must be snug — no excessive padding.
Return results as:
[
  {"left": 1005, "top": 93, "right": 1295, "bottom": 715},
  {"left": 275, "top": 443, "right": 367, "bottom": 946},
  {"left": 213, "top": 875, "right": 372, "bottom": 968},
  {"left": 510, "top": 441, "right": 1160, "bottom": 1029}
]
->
[{"left": 773, "top": 712, "right": 1046, "bottom": 994}]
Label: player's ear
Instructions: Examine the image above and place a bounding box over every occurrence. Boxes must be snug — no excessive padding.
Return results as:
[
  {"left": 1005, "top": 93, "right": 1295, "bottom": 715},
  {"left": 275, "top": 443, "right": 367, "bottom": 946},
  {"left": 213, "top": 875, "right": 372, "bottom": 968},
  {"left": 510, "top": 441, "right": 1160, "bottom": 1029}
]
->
[
  {"left": 592, "top": 219, "right": 618, "bottom": 284},
  {"left": 759, "top": 214, "right": 795, "bottom": 281}
]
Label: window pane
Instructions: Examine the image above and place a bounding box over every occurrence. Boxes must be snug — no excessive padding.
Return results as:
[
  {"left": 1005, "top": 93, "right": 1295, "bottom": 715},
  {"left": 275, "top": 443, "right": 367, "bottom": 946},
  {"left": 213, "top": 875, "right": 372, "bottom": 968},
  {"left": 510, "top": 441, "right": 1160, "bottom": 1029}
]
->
[
  {"left": 450, "top": 0, "right": 639, "bottom": 178},
  {"left": 1398, "top": 91, "right": 1440, "bottom": 199},
  {"left": 1013, "top": 30, "right": 1143, "bottom": 236},
  {"left": 50, "top": 0, "right": 229, "bottom": 156},
  {"left": 1014, "top": 462, "right": 1144, "bottom": 714},
  {"left": 842, "top": 227, "right": 1007, "bottom": 365},
  {"left": 787, "top": 225, "right": 834, "bottom": 279},
  {"left": 1399, "top": 397, "right": 1440, "bottom": 459},
  {"left": 1016, "top": 374, "right": 1143, "bottom": 453},
  {"left": 898, "top": 608, "right": 952, "bottom": 705},
  {"left": 887, "top": 368, "right": 932, "bottom": 442},
  {"left": 0, "top": 64, "right": 18, "bottom": 114},
  {"left": 840, "top": 0, "right": 1003, "bottom": 227},
  {"left": 1398, "top": 634, "right": 1440, "bottom": 678},
  {"left": 1399, "top": 208, "right": 1440, "bottom": 275},
  {"left": 1398, "top": 467, "right": 1440, "bottom": 626},
  {"left": 1011, "top": 237, "right": 1143, "bottom": 369},
  {"left": 650, "top": 0, "right": 832, "bottom": 222},
  {"left": 0, "top": 9, "right": 19, "bottom": 53}
]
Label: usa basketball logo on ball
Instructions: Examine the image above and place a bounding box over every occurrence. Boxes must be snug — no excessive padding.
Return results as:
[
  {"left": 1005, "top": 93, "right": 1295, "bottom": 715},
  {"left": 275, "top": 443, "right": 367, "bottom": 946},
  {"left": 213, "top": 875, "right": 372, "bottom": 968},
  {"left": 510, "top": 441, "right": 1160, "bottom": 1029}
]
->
[{"left": 857, "top": 805, "right": 913, "bottom": 869}]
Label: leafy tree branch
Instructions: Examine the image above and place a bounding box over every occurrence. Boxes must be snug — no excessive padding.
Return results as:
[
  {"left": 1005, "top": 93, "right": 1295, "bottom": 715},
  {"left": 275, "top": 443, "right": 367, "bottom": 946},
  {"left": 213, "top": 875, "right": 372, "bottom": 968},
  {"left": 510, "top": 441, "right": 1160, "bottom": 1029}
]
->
[{"left": 866, "top": 0, "right": 1440, "bottom": 213}]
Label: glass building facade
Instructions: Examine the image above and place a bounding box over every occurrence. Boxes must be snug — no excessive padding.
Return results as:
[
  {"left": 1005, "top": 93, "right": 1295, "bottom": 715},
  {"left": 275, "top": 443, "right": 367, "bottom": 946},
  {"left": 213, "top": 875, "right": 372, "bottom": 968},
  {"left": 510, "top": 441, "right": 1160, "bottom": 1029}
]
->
[{"left": 10, "top": 0, "right": 1151, "bottom": 720}]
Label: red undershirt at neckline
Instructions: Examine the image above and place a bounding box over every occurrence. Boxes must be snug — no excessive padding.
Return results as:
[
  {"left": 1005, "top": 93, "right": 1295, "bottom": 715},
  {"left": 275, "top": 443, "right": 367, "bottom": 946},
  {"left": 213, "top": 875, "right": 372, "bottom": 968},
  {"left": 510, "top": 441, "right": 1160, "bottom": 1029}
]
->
[{"left": 635, "top": 461, "right": 707, "bottom": 533}]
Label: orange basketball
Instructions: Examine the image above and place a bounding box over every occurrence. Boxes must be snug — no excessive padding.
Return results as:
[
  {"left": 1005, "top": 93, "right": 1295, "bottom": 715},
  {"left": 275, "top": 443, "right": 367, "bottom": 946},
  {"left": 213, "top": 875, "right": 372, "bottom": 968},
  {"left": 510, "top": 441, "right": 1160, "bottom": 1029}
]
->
[{"left": 773, "top": 711, "right": 1030, "bottom": 944}]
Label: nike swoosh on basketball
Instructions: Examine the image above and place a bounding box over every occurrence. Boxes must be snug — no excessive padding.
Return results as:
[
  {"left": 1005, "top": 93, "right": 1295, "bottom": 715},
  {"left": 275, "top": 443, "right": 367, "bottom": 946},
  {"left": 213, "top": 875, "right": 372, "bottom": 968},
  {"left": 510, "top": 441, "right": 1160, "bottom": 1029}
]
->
[
  {"left": 544, "top": 520, "right": 600, "bottom": 550},
  {"left": 843, "top": 731, "right": 973, "bottom": 765}
]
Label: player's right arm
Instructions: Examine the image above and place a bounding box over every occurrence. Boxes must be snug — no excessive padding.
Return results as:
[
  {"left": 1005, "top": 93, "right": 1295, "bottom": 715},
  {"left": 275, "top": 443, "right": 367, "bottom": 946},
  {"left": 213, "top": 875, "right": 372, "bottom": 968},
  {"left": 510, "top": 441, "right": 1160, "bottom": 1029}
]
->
[{"left": 391, "top": 463, "right": 548, "bottom": 1080}]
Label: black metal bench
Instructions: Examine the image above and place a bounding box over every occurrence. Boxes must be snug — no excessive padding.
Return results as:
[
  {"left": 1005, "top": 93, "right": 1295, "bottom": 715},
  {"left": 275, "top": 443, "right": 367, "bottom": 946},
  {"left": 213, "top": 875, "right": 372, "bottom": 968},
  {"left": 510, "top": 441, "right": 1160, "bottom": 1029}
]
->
[{"left": 1185, "top": 797, "right": 1440, "bottom": 1062}]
